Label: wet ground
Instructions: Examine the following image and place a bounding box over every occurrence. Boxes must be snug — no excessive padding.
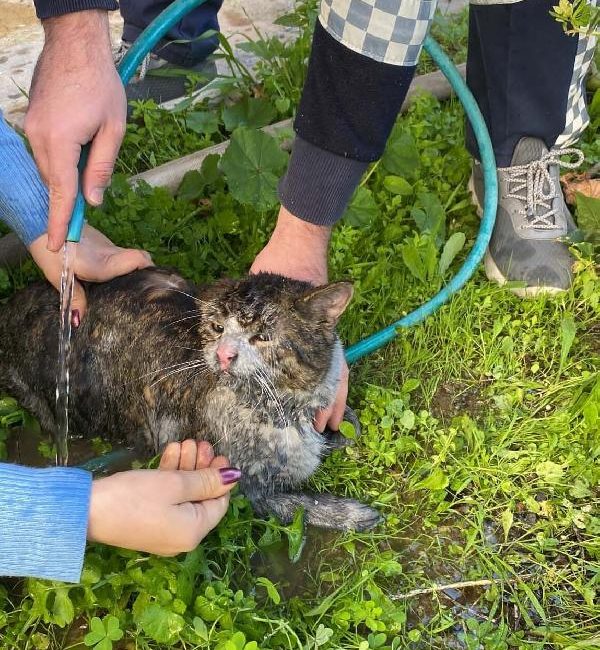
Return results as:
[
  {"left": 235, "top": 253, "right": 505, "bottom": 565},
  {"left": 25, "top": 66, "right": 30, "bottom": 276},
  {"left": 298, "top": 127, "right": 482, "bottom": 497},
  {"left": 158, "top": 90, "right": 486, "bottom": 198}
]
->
[
  {"left": 2, "top": 2, "right": 482, "bottom": 646},
  {"left": 6, "top": 425, "right": 139, "bottom": 473}
]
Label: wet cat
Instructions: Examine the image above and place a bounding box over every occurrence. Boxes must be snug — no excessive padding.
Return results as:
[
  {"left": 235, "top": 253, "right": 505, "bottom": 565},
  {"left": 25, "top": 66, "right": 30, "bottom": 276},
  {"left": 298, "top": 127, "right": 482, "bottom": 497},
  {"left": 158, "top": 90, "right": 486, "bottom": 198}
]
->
[{"left": 0, "top": 268, "right": 381, "bottom": 531}]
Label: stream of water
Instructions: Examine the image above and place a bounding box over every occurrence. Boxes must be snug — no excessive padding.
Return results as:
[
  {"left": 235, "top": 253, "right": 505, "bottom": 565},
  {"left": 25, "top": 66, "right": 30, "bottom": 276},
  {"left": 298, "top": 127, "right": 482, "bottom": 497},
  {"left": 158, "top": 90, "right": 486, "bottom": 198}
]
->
[{"left": 55, "top": 241, "right": 77, "bottom": 466}]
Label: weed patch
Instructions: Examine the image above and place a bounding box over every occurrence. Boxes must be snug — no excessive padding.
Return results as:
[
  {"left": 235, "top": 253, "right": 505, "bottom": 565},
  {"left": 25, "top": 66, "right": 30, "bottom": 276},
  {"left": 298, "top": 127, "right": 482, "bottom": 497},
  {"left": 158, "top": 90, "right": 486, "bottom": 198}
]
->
[{"left": 1, "top": 3, "right": 599, "bottom": 649}]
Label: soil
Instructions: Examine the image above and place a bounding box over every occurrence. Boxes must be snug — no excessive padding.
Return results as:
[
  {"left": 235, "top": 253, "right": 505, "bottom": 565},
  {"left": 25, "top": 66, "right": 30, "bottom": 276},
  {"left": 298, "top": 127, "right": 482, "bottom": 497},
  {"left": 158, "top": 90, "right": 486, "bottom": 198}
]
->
[
  {"left": 583, "top": 321, "right": 600, "bottom": 355},
  {"left": 430, "top": 381, "right": 489, "bottom": 422},
  {"left": 0, "top": 2, "right": 37, "bottom": 39}
]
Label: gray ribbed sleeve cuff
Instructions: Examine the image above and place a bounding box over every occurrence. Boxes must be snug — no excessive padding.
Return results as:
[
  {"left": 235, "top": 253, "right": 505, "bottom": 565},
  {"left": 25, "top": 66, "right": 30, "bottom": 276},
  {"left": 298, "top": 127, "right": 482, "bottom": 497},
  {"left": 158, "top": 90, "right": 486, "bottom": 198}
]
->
[
  {"left": 0, "top": 463, "right": 92, "bottom": 583},
  {"left": 34, "top": 0, "right": 118, "bottom": 20},
  {"left": 278, "top": 137, "right": 369, "bottom": 227}
]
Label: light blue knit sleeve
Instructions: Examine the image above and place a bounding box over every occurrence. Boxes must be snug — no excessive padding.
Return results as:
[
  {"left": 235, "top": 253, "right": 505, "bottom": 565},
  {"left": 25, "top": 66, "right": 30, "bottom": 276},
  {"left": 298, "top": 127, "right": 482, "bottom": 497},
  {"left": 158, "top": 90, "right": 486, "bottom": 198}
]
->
[
  {"left": 0, "top": 463, "right": 92, "bottom": 583},
  {"left": 0, "top": 112, "right": 48, "bottom": 245}
]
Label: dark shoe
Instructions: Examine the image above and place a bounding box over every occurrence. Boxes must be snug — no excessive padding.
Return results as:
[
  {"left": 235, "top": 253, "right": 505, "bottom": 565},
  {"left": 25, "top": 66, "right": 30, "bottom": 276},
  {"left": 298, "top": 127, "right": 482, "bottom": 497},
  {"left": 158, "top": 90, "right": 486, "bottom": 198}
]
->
[
  {"left": 469, "top": 137, "right": 584, "bottom": 297},
  {"left": 114, "top": 41, "right": 217, "bottom": 105}
]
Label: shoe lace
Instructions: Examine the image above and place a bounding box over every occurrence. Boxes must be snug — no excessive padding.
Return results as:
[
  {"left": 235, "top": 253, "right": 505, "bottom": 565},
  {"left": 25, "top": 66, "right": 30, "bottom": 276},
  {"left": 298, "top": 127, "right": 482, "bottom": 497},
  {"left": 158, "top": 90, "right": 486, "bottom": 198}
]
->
[
  {"left": 504, "top": 148, "right": 584, "bottom": 230},
  {"left": 113, "top": 42, "right": 151, "bottom": 81}
]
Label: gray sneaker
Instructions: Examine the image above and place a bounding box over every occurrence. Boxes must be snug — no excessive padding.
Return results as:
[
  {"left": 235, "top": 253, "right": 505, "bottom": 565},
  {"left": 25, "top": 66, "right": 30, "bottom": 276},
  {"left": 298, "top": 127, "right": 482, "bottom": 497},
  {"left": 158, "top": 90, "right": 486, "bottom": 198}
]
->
[
  {"left": 114, "top": 41, "right": 217, "bottom": 105},
  {"left": 469, "top": 137, "right": 584, "bottom": 297}
]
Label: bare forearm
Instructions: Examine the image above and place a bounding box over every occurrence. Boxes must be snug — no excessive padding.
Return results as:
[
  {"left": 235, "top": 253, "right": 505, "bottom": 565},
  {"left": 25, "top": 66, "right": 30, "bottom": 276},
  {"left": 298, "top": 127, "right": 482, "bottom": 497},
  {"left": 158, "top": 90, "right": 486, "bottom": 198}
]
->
[
  {"left": 40, "top": 10, "right": 112, "bottom": 65},
  {"left": 250, "top": 206, "right": 331, "bottom": 285},
  {"left": 25, "top": 8, "right": 126, "bottom": 251}
]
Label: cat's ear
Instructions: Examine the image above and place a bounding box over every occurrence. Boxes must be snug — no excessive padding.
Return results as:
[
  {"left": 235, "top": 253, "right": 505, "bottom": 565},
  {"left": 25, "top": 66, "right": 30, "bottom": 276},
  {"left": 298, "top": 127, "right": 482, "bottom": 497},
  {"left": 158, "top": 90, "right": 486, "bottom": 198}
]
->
[
  {"left": 139, "top": 269, "right": 193, "bottom": 301},
  {"left": 297, "top": 282, "right": 353, "bottom": 326}
]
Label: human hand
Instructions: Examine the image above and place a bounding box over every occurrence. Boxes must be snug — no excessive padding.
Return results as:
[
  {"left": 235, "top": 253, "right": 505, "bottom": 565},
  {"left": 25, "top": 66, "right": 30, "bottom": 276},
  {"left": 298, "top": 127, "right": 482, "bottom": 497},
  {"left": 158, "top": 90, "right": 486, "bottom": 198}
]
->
[
  {"left": 28, "top": 225, "right": 152, "bottom": 322},
  {"left": 314, "top": 359, "right": 349, "bottom": 433},
  {"left": 88, "top": 441, "right": 240, "bottom": 555},
  {"left": 250, "top": 206, "right": 349, "bottom": 432},
  {"left": 24, "top": 10, "right": 126, "bottom": 252},
  {"left": 250, "top": 206, "right": 330, "bottom": 284},
  {"left": 159, "top": 439, "right": 229, "bottom": 472}
]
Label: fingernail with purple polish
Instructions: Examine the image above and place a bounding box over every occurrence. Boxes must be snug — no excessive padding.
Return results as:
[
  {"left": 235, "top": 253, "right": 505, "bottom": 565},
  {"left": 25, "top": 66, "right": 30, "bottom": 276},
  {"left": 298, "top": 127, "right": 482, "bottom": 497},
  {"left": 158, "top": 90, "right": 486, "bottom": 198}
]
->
[
  {"left": 71, "top": 309, "right": 80, "bottom": 329},
  {"left": 219, "top": 467, "right": 241, "bottom": 484}
]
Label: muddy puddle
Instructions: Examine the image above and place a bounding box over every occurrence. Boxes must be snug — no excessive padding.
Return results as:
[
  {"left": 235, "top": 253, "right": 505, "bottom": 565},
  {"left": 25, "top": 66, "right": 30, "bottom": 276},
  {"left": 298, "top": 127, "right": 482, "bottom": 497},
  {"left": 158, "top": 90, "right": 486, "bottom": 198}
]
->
[
  {"left": 5, "top": 426, "right": 138, "bottom": 475},
  {"left": 250, "top": 528, "right": 345, "bottom": 601},
  {"left": 2, "top": 425, "right": 552, "bottom": 649}
]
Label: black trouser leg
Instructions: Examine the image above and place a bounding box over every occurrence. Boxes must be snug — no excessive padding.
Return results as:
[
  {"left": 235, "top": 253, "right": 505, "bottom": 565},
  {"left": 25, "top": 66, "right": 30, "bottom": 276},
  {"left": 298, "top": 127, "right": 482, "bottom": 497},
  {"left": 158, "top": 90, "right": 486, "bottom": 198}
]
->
[
  {"left": 466, "top": 0, "right": 580, "bottom": 166},
  {"left": 120, "top": 0, "right": 223, "bottom": 67}
]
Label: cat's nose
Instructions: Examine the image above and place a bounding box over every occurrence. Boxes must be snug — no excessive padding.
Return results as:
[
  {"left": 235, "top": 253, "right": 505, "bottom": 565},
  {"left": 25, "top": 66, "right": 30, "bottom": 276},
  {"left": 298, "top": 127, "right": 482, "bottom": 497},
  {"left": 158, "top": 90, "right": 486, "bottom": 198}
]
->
[{"left": 217, "top": 342, "right": 238, "bottom": 371}]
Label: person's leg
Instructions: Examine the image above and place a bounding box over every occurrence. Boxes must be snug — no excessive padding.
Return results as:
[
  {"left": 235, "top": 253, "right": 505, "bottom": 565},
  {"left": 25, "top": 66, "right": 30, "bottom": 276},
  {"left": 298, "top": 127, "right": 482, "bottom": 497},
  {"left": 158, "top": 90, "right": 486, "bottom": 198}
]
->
[
  {"left": 466, "top": 0, "right": 586, "bottom": 165},
  {"left": 116, "top": 0, "right": 222, "bottom": 104},
  {"left": 466, "top": 0, "right": 598, "bottom": 295},
  {"left": 120, "top": 0, "right": 223, "bottom": 67}
]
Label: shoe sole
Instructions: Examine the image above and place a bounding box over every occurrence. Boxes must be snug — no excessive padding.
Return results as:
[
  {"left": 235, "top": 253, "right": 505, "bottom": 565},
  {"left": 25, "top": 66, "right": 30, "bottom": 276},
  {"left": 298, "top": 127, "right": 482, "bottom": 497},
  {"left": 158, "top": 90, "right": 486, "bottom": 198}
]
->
[{"left": 467, "top": 174, "right": 566, "bottom": 298}]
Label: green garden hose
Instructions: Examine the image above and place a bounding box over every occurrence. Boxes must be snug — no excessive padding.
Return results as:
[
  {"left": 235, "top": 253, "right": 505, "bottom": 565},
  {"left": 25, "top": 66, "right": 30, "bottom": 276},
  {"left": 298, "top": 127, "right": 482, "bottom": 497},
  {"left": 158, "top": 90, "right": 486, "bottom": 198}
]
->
[
  {"left": 346, "top": 35, "right": 498, "bottom": 362},
  {"left": 76, "top": 0, "right": 498, "bottom": 472}
]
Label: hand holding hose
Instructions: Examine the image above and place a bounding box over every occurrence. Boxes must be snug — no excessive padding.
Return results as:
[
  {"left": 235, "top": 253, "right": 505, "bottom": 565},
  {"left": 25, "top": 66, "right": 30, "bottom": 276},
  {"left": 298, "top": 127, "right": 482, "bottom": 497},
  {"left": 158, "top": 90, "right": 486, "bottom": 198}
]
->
[{"left": 24, "top": 10, "right": 126, "bottom": 252}]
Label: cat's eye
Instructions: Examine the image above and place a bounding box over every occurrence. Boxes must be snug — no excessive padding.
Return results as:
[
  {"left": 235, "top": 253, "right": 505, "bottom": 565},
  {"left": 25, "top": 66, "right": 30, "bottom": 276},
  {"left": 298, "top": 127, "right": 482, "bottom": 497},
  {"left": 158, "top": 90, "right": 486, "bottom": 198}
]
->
[
  {"left": 251, "top": 333, "right": 269, "bottom": 344},
  {"left": 211, "top": 322, "right": 224, "bottom": 334}
]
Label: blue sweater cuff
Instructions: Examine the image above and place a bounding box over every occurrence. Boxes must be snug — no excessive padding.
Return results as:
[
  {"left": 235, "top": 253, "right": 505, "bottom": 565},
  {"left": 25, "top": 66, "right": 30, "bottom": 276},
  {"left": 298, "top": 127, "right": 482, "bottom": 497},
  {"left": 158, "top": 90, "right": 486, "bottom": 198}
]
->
[
  {"left": 0, "top": 113, "right": 48, "bottom": 246},
  {"left": 0, "top": 463, "right": 92, "bottom": 583}
]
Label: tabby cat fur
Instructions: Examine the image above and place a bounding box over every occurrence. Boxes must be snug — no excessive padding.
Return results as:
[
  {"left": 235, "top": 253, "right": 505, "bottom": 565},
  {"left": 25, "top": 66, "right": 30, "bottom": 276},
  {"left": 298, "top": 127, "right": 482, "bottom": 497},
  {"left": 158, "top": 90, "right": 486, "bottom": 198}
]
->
[{"left": 0, "top": 268, "right": 381, "bottom": 531}]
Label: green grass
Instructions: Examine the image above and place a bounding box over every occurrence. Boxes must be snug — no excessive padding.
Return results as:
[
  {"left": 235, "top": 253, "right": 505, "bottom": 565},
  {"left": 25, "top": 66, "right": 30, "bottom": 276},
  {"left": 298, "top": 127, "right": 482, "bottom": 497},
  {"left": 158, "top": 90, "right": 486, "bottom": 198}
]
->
[{"left": 1, "top": 4, "right": 599, "bottom": 649}]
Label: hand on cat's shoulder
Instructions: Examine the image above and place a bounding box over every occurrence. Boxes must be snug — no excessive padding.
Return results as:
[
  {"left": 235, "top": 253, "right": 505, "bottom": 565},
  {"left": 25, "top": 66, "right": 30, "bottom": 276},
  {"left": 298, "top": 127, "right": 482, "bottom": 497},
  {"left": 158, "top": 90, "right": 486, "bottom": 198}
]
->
[
  {"left": 28, "top": 224, "right": 152, "bottom": 320},
  {"left": 249, "top": 206, "right": 329, "bottom": 286}
]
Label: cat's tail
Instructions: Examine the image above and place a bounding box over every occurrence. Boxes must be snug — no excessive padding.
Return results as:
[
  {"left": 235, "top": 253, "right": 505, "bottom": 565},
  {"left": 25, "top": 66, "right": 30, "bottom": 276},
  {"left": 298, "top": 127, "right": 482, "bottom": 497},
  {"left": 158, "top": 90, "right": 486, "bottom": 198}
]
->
[{"left": 251, "top": 491, "right": 382, "bottom": 532}]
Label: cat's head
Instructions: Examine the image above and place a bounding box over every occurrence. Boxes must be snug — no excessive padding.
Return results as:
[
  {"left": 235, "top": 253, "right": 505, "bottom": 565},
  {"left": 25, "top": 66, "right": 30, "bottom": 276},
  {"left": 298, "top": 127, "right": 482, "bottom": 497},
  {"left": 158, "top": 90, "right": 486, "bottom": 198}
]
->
[{"left": 197, "top": 273, "right": 353, "bottom": 391}]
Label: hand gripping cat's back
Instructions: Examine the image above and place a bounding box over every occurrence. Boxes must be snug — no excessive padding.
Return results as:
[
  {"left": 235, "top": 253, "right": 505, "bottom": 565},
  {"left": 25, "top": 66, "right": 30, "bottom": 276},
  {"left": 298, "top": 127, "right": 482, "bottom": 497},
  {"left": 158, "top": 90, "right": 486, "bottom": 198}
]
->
[{"left": 0, "top": 268, "right": 381, "bottom": 531}]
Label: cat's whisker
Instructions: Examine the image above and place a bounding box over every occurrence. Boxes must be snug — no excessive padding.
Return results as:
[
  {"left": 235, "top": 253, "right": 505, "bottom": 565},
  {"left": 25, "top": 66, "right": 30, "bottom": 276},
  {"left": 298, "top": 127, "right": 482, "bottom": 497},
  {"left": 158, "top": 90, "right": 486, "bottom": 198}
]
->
[
  {"left": 151, "top": 362, "right": 207, "bottom": 386},
  {"left": 253, "top": 373, "right": 272, "bottom": 407},
  {"left": 173, "top": 345, "right": 206, "bottom": 354},
  {"left": 254, "top": 368, "right": 277, "bottom": 403},
  {"left": 150, "top": 366, "right": 207, "bottom": 389},
  {"left": 168, "top": 309, "right": 203, "bottom": 321},
  {"left": 150, "top": 361, "right": 209, "bottom": 387},
  {"left": 164, "top": 288, "right": 211, "bottom": 306},
  {"left": 254, "top": 368, "right": 288, "bottom": 427},
  {"left": 179, "top": 319, "right": 208, "bottom": 338},
  {"left": 184, "top": 367, "right": 211, "bottom": 388},
  {"left": 162, "top": 313, "right": 203, "bottom": 328},
  {"left": 127, "top": 359, "right": 205, "bottom": 384}
]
